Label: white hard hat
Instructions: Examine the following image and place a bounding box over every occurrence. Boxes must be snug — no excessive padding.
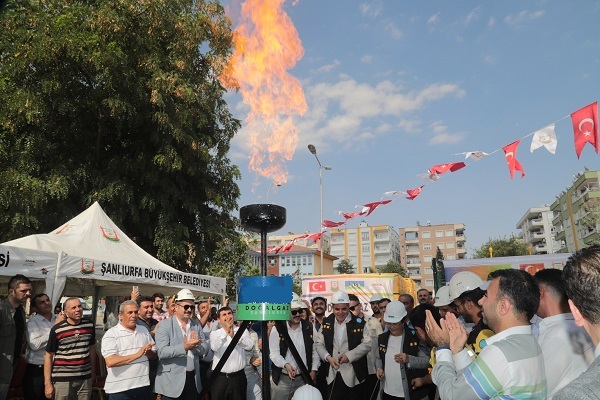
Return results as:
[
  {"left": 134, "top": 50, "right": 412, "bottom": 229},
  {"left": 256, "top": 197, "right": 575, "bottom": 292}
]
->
[
  {"left": 175, "top": 289, "right": 195, "bottom": 302},
  {"left": 331, "top": 291, "right": 350, "bottom": 304},
  {"left": 383, "top": 300, "right": 407, "bottom": 323},
  {"left": 369, "top": 293, "right": 383, "bottom": 303},
  {"left": 449, "top": 271, "right": 483, "bottom": 300},
  {"left": 292, "top": 384, "right": 323, "bottom": 400},
  {"left": 433, "top": 286, "right": 452, "bottom": 307},
  {"left": 291, "top": 293, "right": 304, "bottom": 309}
]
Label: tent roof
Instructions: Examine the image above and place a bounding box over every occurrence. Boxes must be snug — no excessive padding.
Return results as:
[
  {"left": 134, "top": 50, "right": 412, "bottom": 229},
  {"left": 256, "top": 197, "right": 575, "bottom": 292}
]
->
[{"left": 3, "top": 202, "right": 225, "bottom": 298}]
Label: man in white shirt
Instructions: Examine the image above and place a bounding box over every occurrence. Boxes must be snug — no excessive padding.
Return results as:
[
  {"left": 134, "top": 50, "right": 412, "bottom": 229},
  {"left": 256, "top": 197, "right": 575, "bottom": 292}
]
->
[
  {"left": 25, "top": 293, "right": 58, "bottom": 400},
  {"left": 534, "top": 268, "right": 594, "bottom": 398},
  {"left": 209, "top": 306, "right": 254, "bottom": 400},
  {"left": 101, "top": 300, "right": 156, "bottom": 399},
  {"left": 555, "top": 246, "right": 600, "bottom": 399},
  {"left": 270, "top": 293, "right": 320, "bottom": 399}
]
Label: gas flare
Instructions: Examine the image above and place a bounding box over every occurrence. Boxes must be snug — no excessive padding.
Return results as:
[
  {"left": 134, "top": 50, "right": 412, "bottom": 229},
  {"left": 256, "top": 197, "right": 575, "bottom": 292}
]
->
[{"left": 224, "top": 0, "right": 307, "bottom": 186}]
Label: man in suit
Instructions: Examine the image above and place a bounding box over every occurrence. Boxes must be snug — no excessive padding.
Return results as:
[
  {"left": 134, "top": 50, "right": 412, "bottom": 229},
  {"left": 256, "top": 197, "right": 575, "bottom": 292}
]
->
[
  {"left": 555, "top": 246, "right": 600, "bottom": 400},
  {"left": 315, "top": 291, "right": 371, "bottom": 400},
  {"left": 155, "top": 289, "right": 209, "bottom": 400}
]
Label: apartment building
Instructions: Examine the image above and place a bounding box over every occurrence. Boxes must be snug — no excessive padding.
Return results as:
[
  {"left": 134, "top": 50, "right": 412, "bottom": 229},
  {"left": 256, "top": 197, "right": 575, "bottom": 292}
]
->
[
  {"left": 329, "top": 221, "right": 401, "bottom": 274},
  {"left": 247, "top": 245, "right": 336, "bottom": 276},
  {"left": 551, "top": 170, "right": 600, "bottom": 253},
  {"left": 516, "top": 207, "right": 558, "bottom": 254},
  {"left": 399, "top": 223, "right": 466, "bottom": 290}
]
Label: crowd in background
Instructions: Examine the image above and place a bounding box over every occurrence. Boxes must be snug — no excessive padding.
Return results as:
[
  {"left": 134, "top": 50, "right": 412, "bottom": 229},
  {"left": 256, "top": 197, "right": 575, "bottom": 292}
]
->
[{"left": 2, "top": 245, "right": 600, "bottom": 399}]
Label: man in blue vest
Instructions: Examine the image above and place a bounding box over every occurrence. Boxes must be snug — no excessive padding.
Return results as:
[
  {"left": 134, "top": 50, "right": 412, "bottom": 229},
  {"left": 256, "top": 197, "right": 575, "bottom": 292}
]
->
[
  {"left": 315, "top": 291, "right": 371, "bottom": 400},
  {"left": 270, "top": 293, "right": 320, "bottom": 399}
]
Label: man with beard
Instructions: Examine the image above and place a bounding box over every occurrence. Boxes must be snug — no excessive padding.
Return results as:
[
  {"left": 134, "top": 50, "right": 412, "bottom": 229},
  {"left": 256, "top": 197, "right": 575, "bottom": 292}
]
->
[
  {"left": 155, "top": 289, "right": 208, "bottom": 400},
  {"left": 417, "top": 289, "right": 432, "bottom": 305},
  {"left": 315, "top": 291, "right": 371, "bottom": 400},
  {"left": 426, "top": 269, "right": 546, "bottom": 399},
  {"left": 310, "top": 295, "right": 328, "bottom": 398},
  {"left": 270, "top": 293, "right": 320, "bottom": 399},
  {"left": 449, "top": 272, "right": 493, "bottom": 355},
  {"left": 152, "top": 293, "right": 168, "bottom": 322},
  {"left": 44, "top": 298, "right": 96, "bottom": 400},
  {"left": 369, "top": 294, "right": 383, "bottom": 319},
  {"left": 102, "top": 300, "right": 156, "bottom": 399},
  {"left": 137, "top": 296, "right": 158, "bottom": 337},
  {"left": 0, "top": 274, "right": 31, "bottom": 400}
]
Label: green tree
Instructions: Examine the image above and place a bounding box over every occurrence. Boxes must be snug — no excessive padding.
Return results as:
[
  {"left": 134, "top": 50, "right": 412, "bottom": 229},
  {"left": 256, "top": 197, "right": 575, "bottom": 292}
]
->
[
  {"left": 472, "top": 236, "right": 530, "bottom": 258},
  {"left": 336, "top": 259, "right": 355, "bottom": 274},
  {"left": 378, "top": 259, "right": 408, "bottom": 278},
  {"left": 0, "top": 0, "right": 241, "bottom": 270}
]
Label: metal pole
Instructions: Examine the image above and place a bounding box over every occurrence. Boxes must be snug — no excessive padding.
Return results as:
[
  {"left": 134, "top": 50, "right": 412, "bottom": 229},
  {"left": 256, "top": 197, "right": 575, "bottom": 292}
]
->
[
  {"left": 320, "top": 165, "right": 324, "bottom": 275},
  {"left": 260, "top": 229, "right": 271, "bottom": 400}
]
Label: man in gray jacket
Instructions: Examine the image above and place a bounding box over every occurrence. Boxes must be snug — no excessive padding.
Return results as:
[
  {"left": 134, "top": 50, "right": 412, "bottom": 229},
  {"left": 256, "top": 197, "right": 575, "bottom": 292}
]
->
[{"left": 555, "top": 246, "right": 600, "bottom": 400}]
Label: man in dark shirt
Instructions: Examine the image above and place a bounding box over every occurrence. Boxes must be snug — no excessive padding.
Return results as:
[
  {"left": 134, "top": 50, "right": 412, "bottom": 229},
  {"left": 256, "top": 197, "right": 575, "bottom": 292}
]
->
[{"left": 0, "top": 274, "right": 31, "bottom": 400}]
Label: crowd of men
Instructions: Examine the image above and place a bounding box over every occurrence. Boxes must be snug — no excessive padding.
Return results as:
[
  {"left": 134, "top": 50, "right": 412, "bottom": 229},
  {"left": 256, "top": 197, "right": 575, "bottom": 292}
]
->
[{"left": 2, "top": 245, "right": 600, "bottom": 399}]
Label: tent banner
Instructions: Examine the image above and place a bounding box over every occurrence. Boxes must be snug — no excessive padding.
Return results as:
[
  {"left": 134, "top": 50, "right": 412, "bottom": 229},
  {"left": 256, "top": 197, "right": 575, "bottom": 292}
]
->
[
  {"left": 0, "top": 245, "right": 58, "bottom": 279},
  {"left": 442, "top": 253, "right": 572, "bottom": 282},
  {"left": 59, "top": 254, "right": 226, "bottom": 294}
]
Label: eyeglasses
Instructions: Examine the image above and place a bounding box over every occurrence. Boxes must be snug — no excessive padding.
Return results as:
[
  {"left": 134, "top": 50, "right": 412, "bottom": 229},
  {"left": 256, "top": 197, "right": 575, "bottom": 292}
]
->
[
  {"left": 349, "top": 305, "right": 358, "bottom": 311},
  {"left": 291, "top": 309, "right": 302, "bottom": 316},
  {"left": 178, "top": 304, "right": 194, "bottom": 311}
]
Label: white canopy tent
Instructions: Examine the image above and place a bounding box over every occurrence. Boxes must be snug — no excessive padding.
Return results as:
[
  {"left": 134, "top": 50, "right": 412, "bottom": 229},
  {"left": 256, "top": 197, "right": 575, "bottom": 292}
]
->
[
  {"left": 0, "top": 244, "right": 59, "bottom": 298},
  {"left": 2, "top": 202, "right": 226, "bottom": 307}
]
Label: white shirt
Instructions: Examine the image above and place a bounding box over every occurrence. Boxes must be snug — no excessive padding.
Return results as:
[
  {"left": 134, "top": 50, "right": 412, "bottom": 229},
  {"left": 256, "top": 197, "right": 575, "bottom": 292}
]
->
[
  {"left": 383, "top": 334, "right": 405, "bottom": 397},
  {"left": 538, "top": 313, "right": 595, "bottom": 399},
  {"left": 269, "top": 322, "right": 320, "bottom": 372},
  {"left": 26, "top": 313, "right": 57, "bottom": 365},
  {"left": 210, "top": 327, "right": 254, "bottom": 373},
  {"left": 101, "top": 323, "right": 153, "bottom": 394},
  {"left": 174, "top": 316, "right": 196, "bottom": 371}
]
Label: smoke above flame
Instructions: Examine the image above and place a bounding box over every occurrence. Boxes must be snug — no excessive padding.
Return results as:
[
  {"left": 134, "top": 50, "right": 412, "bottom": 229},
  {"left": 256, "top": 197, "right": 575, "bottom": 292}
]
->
[{"left": 223, "top": 0, "right": 307, "bottom": 186}]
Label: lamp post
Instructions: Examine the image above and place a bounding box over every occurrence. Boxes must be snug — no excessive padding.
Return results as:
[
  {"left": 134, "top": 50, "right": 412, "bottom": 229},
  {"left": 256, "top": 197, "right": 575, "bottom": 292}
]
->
[{"left": 308, "top": 144, "right": 332, "bottom": 275}]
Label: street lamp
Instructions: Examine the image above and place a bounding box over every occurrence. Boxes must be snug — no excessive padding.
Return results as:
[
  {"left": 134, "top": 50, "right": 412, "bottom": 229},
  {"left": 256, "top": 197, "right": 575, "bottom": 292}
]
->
[{"left": 308, "top": 144, "right": 332, "bottom": 275}]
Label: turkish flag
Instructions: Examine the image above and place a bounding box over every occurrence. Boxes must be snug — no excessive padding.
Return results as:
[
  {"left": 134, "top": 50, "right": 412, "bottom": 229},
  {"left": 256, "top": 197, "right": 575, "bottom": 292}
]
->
[
  {"left": 502, "top": 140, "right": 525, "bottom": 179},
  {"left": 309, "top": 281, "right": 326, "bottom": 292},
  {"left": 428, "top": 162, "right": 466, "bottom": 175},
  {"left": 282, "top": 241, "right": 295, "bottom": 253},
  {"left": 571, "top": 102, "right": 599, "bottom": 158},
  {"left": 322, "top": 220, "right": 345, "bottom": 228},
  {"left": 269, "top": 244, "right": 284, "bottom": 254},
  {"left": 341, "top": 211, "right": 364, "bottom": 220},
  {"left": 362, "top": 200, "right": 392, "bottom": 216},
  {"left": 306, "top": 232, "right": 323, "bottom": 245},
  {"left": 406, "top": 185, "right": 424, "bottom": 200}
]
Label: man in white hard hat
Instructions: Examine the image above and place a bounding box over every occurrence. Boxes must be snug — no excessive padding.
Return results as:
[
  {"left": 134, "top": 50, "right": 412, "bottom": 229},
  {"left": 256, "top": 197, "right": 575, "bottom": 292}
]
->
[
  {"left": 375, "top": 300, "right": 430, "bottom": 400},
  {"left": 315, "top": 291, "right": 371, "bottom": 400},
  {"left": 369, "top": 294, "right": 383, "bottom": 319},
  {"left": 154, "top": 289, "right": 209, "bottom": 400},
  {"left": 426, "top": 269, "right": 546, "bottom": 399},
  {"left": 449, "top": 271, "right": 493, "bottom": 355},
  {"left": 270, "top": 293, "right": 320, "bottom": 400}
]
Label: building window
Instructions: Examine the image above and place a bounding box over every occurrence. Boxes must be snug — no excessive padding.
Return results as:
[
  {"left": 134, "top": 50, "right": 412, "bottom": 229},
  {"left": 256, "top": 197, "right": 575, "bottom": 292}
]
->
[
  {"left": 405, "top": 232, "right": 418, "bottom": 240},
  {"left": 426, "top": 280, "right": 434, "bottom": 286},
  {"left": 423, "top": 243, "right": 432, "bottom": 250},
  {"left": 424, "top": 267, "right": 433, "bottom": 274},
  {"left": 447, "top": 254, "right": 455, "bottom": 260},
  {"left": 422, "top": 231, "right": 431, "bottom": 238},
  {"left": 437, "top": 243, "right": 445, "bottom": 249},
  {"left": 446, "top": 230, "right": 453, "bottom": 237},
  {"left": 436, "top": 230, "right": 443, "bottom": 237},
  {"left": 362, "top": 244, "right": 370, "bottom": 252},
  {"left": 446, "top": 242, "right": 455, "bottom": 249},
  {"left": 361, "top": 232, "right": 369, "bottom": 241},
  {"left": 423, "top": 256, "right": 433, "bottom": 262}
]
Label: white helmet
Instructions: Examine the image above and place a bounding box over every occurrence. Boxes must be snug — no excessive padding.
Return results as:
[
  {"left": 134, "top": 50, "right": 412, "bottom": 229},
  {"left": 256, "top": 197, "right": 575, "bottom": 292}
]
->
[
  {"left": 175, "top": 289, "right": 195, "bottom": 302},
  {"left": 331, "top": 291, "right": 350, "bottom": 304},
  {"left": 290, "top": 293, "right": 303, "bottom": 309},
  {"left": 369, "top": 293, "right": 383, "bottom": 303},
  {"left": 433, "top": 285, "right": 452, "bottom": 307},
  {"left": 449, "top": 272, "right": 483, "bottom": 300},
  {"left": 383, "top": 300, "right": 407, "bottom": 323},
  {"left": 292, "top": 384, "right": 323, "bottom": 400}
]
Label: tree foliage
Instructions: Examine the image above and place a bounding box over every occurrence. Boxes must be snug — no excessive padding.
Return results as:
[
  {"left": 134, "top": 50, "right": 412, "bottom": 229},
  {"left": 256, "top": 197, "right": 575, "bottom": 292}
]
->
[
  {"left": 472, "top": 236, "right": 530, "bottom": 258},
  {"left": 336, "top": 259, "right": 354, "bottom": 274},
  {"left": 378, "top": 259, "right": 408, "bottom": 277},
  {"left": 0, "top": 0, "right": 242, "bottom": 271}
]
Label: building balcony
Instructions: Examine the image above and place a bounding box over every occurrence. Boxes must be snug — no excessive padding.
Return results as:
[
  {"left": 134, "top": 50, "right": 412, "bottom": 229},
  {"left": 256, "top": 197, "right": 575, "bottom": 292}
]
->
[
  {"left": 528, "top": 219, "right": 543, "bottom": 230},
  {"left": 455, "top": 235, "right": 466, "bottom": 243},
  {"left": 555, "top": 230, "right": 566, "bottom": 240},
  {"left": 456, "top": 247, "right": 467, "bottom": 255},
  {"left": 534, "top": 243, "right": 548, "bottom": 253}
]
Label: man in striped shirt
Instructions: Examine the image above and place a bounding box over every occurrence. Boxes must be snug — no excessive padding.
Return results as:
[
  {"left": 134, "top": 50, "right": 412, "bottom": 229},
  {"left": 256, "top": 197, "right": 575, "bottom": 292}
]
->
[
  {"left": 426, "top": 269, "right": 547, "bottom": 399},
  {"left": 44, "top": 297, "right": 96, "bottom": 400}
]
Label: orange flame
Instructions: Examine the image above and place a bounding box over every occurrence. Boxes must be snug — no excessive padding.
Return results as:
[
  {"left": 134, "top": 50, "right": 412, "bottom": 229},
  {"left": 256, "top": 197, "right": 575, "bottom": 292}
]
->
[{"left": 224, "top": 0, "right": 307, "bottom": 186}]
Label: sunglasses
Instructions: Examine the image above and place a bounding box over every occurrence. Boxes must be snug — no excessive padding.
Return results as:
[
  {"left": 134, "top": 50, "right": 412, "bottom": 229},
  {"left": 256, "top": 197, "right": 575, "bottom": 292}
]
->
[
  {"left": 349, "top": 305, "right": 358, "bottom": 311},
  {"left": 291, "top": 309, "right": 302, "bottom": 316},
  {"left": 178, "top": 304, "right": 194, "bottom": 311}
]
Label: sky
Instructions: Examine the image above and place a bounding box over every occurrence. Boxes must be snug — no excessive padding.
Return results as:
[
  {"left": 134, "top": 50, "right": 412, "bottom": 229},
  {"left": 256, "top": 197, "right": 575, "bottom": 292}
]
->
[{"left": 222, "top": 0, "right": 600, "bottom": 256}]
